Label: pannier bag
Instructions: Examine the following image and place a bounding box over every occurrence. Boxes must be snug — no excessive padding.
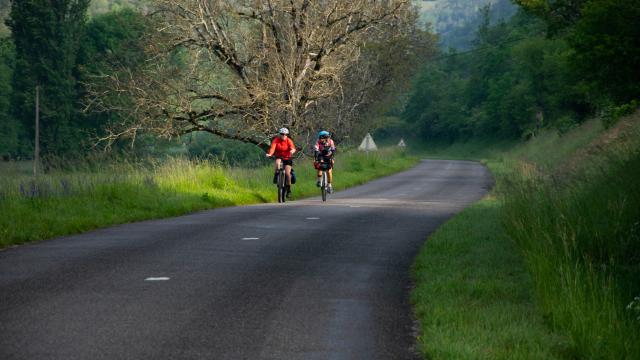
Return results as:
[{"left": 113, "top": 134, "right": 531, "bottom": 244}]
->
[{"left": 314, "top": 161, "right": 332, "bottom": 171}]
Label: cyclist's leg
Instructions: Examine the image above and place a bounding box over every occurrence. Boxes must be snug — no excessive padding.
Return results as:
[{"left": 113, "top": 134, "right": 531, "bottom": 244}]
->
[
  {"left": 285, "top": 165, "right": 292, "bottom": 186},
  {"left": 328, "top": 168, "right": 333, "bottom": 184},
  {"left": 273, "top": 159, "right": 281, "bottom": 184}
]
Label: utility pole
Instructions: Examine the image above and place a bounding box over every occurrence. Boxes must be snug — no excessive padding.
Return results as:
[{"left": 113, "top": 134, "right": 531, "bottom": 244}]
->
[{"left": 33, "top": 84, "right": 40, "bottom": 177}]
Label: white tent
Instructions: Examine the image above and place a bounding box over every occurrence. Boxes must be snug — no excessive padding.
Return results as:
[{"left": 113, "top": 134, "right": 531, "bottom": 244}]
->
[
  {"left": 398, "top": 138, "right": 406, "bottom": 147},
  {"left": 358, "top": 133, "right": 378, "bottom": 151}
]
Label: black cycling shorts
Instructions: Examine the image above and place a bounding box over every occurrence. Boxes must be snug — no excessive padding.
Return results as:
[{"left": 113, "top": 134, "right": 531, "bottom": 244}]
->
[{"left": 282, "top": 159, "right": 293, "bottom": 167}]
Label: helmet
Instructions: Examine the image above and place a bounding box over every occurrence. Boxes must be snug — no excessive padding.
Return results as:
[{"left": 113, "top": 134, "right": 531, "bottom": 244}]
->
[
  {"left": 278, "top": 127, "right": 289, "bottom": 135},
  {"left": 318, "top": 130, "right": 330, "bottom": 139}
]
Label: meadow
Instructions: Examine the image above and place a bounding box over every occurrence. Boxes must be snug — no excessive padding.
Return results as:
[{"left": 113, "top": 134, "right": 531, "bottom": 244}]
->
[{"left": 0, "top": 148, "right": 418, "bottom": 247}]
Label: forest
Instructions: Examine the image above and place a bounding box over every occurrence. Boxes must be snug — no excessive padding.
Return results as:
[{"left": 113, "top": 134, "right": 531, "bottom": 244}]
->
[{"left": 403, "top": 0, "right": 640, "bottom": 142}]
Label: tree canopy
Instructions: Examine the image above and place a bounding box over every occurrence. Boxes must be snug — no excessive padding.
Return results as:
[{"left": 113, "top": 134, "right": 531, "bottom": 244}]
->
[{"left": 88, "top": 0, "right": 428, "bottom": 149}]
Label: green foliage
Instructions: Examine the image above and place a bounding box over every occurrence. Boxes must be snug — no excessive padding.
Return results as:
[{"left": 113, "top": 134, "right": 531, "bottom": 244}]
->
[
  {"left": 412, "top": 114, "right": 640, "bottom": 359},
  {"left": 77, "top": 8, "right": 150, "bottom": 138},
  {"left": 569, "top": 0, "right": 640, "bottom": 104},
  {"left": 183, "top": 132, "right": 264, "bottom": 167},
  {"left": 407, "top": 0, "right": 639, "bottom": 144},
  {"left": 80, "top": 8, "right": 148, "bottom": 71},
  {"left": 1, "top": 2, "right": 152, "bottom": 159},
  {"left": 600, "top": 100, "right": 640, "bottom": 129},
  {"left": 0, "top": 37, "right": 18, "bottom": 158},
  {"left": 7, "top": 0, "right": 91, "bottom": 156},
  {"left": 513, "top": 0, "right": 587, "bottom": 33},
  {"left": 404, "top": 10, "right": 590, "bottom": 141}
]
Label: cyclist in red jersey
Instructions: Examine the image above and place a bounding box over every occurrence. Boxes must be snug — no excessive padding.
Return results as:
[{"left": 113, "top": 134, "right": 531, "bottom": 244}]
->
[{"left": 265, "top": 127, "right": 296, "bottom": 197}]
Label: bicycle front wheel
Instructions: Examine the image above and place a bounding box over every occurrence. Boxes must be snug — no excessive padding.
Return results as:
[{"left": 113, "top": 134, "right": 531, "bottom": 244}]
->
[
  {"left": 278, "top": 170, "right": 286, "bottom": 203},
  {"left": 321, "top": 171, "right": 327, "bottom": 202}
]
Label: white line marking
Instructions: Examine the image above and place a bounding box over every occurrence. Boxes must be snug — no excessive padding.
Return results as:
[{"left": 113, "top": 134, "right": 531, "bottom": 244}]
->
[
  {"left": 145, "top": 277, "right": 170, "bottom": 281},
  {"left": 242, "top": 237, "right": 260, "bottom": 240},
  {"left": 306, "top": 217, "right": 320, "bottom": 220}
]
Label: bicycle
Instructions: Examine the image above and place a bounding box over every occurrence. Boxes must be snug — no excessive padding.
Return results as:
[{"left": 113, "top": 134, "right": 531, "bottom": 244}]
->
[
  {"left": 315, "top": 155, "right": 333, "bottom": 202},
  {"left": 271, "top": 156, "right": 289, "bottom": 203}
]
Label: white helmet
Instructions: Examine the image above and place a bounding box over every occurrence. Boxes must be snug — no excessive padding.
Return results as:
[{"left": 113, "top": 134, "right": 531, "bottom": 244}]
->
[{"left": 278, "top": 127, "right": 289, "bottom": 135}]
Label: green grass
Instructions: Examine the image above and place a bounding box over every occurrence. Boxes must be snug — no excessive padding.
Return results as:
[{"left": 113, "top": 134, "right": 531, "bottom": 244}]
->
[
  {"left": 0, "top": 148, "right": 418, "bottom": 247},
  {"left": 501, "top": 140, "right": 640, "bottom": 359},
  {"left": 412, "top": 197, "right": 569, "bottom": 359},
  {"left": 411, "top": 114, "right": 640, "bottom": 359}
]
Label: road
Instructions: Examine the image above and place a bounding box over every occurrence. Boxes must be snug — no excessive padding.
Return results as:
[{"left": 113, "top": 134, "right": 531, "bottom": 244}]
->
[{"left": 0, "top": 160, "right": 492, "bottom": 360}]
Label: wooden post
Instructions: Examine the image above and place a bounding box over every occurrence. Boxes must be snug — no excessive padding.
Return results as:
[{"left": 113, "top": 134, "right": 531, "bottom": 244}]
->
[{"left": 33, "top": 84, "right": 40, "bottom": 177}]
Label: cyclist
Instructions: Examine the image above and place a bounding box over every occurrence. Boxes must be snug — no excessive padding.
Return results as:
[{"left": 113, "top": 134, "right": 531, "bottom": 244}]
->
[
  {"left": 266, "top": 127, "right": 296, "bottom": 197},
  {"left": 313, "top": 130, "right": 336, "bottom": 193}
]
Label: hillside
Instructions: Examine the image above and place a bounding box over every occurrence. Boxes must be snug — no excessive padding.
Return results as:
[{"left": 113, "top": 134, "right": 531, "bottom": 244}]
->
[{"left": 416, "top": 0, "right": 516, "bottom": 49}]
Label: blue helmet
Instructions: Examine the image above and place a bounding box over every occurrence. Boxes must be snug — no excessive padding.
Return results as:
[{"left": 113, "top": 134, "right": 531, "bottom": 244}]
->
[{"left": 318, "top": 130, "right": 330, "bottom": 139}]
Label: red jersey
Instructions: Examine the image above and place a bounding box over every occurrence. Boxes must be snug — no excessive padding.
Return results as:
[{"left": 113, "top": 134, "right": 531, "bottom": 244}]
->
[{"left": 267, "top": 136, "right": 296, "bottom": 159}]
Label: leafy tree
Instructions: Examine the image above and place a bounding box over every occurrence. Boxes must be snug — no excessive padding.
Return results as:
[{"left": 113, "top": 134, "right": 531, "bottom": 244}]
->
[
  {"left": 77, "top": 8, "right": 150, "bottom": 143},
  {"left": 569, "top": 0, "right": 640, "bottom": 103},
  {"left": 402, "top": 9, "right": 586, "bottom": 141},
  {"left": 513, "top": 0, "right": 587, "bottom": 33},
  {"left": 0, "top": 37, "right": 18, "bottom": 157},
  {"left": 7, "top": 0, "right": 90, "bottom": 157}
]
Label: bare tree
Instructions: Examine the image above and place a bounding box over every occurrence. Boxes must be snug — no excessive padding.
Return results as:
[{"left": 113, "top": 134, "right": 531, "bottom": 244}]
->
[
  {"left": 312, "top": 22, "right": 437, "bottom": 143},
  {"left": 87, "top": 0, "right": 418, "bottom": 149}
]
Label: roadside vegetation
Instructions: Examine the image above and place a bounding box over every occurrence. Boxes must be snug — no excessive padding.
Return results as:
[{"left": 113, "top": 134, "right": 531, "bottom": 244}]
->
[
  {"left": 407, "top": 1, "right": 640, "bottom": 357},
  {"left": 412, "top": 113, "right": 640, "bottom": 359},
  {"left": 0, "top": 148, "right": 416, "bottom": 247}
]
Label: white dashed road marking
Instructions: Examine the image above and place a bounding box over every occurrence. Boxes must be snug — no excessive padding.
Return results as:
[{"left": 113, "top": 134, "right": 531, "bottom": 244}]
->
[
  {"left": 242, "top": 237, "right": 260, "bottom": 241},
  {"left": 306, "top": 217, "right": 320, "bottom": 220},
  {"left": 145, "top": 277, "right": 170, "bottom": 281}
]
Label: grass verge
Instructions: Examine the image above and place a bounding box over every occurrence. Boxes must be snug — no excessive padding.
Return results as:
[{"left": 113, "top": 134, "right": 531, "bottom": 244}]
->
[
  {"left": 411, "top": 115, "right": 640, "bottom": 359},
  {"left": 0, "top": 148, "right": 418, "bottom": 247},
  {"left": 411, "top": 196, "right": 569, "bottom": 359}
]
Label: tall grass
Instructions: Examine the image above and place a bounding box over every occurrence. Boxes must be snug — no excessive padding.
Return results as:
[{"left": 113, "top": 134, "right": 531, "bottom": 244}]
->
[
  {"left": 502, "top": 152, "right": 640, "bottom": 358},
  {"left": 0, "top": 148, "right": 418, "bottom": 247},
  {"left": 411, "top": 115, "right": 640, "bottom": 359},
  {"left": 412, "top": 197, "right": 568, "bottom": 359},
  {"left": 499, "top": 114, "right": 640, "bottom": 358}
]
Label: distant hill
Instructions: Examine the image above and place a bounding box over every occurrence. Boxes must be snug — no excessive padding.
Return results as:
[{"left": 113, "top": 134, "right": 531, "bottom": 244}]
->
[
  {"left": 89, "top": 0, "right": 141, "bottom": 15},
  {"left": 415, "top": 0, "right": 517, "bottom": 49},
  {"left": 0, "top": 0, "right": 9, "bottom": 37}
]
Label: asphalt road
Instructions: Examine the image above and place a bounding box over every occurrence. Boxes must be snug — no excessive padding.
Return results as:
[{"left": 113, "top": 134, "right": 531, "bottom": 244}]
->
[{"left": 0, "top": 160, "right": 492, "bottom": 360}]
